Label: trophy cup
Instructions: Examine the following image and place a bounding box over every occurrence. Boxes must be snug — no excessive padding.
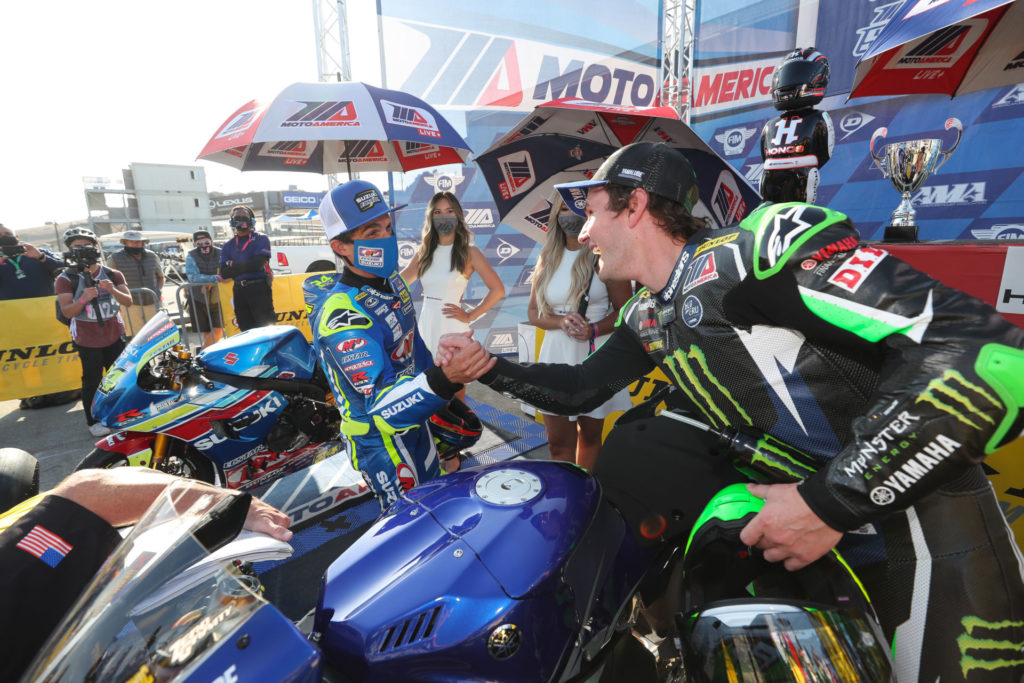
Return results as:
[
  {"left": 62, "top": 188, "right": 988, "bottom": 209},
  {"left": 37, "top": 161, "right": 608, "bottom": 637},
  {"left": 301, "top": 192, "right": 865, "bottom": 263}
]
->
[{"left": 870, "top": 118, "right": 962, "bottom": 242}]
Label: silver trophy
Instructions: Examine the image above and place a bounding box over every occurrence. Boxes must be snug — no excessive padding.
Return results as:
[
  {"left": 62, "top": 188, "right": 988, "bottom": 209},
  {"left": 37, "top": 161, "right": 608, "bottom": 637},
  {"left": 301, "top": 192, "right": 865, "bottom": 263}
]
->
[{"left": 870, "top": 118, "right": 962, "bottom": 240}]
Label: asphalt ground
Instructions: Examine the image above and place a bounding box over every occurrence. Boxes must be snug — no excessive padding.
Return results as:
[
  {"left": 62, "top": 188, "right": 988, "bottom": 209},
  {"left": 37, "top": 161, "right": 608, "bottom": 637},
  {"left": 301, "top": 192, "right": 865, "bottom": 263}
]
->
[{"left": 0, "top": 361, "right": 548, "bottom": 493}]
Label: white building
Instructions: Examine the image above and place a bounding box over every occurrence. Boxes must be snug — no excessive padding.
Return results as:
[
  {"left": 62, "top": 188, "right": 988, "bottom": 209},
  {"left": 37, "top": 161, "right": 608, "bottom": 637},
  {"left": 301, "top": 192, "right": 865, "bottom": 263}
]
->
[{"left": 84, "top": 162, "right": 212, "bottom": 237}]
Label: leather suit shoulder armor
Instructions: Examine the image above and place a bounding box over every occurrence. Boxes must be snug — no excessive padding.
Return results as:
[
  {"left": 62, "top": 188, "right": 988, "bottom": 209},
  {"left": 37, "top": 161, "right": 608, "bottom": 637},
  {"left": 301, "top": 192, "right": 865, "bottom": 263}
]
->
[{"left": 739, "top": 202, "right": 857, "bottom": 281}]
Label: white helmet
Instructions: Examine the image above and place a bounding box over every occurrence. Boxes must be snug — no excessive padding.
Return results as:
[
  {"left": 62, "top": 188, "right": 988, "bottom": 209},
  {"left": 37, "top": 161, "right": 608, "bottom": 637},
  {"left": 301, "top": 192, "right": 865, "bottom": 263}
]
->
[{"left": 63, "top": 226, "right": 98, "bottom": 248}]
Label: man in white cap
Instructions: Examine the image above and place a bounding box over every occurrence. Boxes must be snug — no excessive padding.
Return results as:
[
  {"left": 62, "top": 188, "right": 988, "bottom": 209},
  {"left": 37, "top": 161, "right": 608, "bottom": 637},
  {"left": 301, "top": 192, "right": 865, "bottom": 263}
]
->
[
  {"left": 303, "top": 180, "right": 494, "bottom": 510},
  {"left": 108, "top": 229, "right": 164, "bottom": 336}
]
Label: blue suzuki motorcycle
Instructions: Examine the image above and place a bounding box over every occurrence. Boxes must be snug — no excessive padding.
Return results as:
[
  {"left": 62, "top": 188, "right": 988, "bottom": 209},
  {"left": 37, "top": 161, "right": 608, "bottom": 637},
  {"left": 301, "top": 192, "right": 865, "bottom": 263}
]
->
[
  {"left": 24, "top": 435, "right": 894, "bottom": 681},
  {"left": 81, "top": 312, "right": 343, "bottom": 490}
]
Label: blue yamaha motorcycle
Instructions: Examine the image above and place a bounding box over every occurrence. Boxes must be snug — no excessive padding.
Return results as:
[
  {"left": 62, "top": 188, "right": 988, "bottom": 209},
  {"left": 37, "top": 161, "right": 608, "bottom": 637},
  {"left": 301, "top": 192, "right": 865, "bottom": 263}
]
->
[
  {"left": 24, "top": 433, "right": 895, "bottom": 681},
  {"left": 81, "top": 312, "right": 343, "bottom": 490}
]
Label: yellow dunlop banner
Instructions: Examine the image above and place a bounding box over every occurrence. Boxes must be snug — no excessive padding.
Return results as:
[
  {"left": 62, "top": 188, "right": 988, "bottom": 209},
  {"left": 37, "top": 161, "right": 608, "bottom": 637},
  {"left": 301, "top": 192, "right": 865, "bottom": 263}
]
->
[
  {"left": 217, "top": 273, "right": 315, "bottom": 341},
  {"left": 0, "top": 297, "right": 81, "bottom": 400}
]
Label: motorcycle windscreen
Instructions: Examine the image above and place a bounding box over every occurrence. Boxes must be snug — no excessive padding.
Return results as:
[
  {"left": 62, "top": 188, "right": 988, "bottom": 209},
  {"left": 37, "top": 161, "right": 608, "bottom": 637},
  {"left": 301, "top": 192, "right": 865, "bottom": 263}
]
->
[
  {"left": 20, "top": 483, "right": 317, "bottom": 682},
  {"left": 683, "top": 600, "right": 894, "bottom": 683}
]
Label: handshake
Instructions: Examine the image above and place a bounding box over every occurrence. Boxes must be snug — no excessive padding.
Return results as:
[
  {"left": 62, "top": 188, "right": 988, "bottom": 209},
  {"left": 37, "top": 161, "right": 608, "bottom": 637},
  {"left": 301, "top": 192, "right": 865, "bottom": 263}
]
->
[{"left": 435, "top": 331, "right": 497, "bottom": 385}]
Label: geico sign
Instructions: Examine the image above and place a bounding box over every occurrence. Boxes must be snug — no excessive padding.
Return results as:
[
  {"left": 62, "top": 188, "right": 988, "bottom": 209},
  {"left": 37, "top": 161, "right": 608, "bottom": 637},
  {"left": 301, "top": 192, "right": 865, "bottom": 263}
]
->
[
  {"left": 693, "top": 59, "right": 776, "bottom": 114},
  {"left": 284, "top": 194, "right": 321, "bottom": 205}
]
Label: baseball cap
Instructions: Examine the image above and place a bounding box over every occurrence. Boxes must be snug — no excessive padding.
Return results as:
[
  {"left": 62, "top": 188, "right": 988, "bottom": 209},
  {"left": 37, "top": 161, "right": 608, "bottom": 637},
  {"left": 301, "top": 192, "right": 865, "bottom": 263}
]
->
[
  {"left": 122, "top": 230, "right": 146, "bottom": 242},
  {"left": 555, "top": 142, "right": 700, "bottom": 217},
  {"left": 193, "top": 229, "right": 212, "bottom": 241},
  {"left": 319, "top": 180, "right": 407, "bottom": 240}
]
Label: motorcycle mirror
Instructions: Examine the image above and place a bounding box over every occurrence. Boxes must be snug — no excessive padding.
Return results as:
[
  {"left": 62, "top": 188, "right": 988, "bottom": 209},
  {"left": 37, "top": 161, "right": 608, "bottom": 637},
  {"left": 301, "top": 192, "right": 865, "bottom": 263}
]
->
[{"left": 190, "top": 492, "right": 252, "bottom": 553}]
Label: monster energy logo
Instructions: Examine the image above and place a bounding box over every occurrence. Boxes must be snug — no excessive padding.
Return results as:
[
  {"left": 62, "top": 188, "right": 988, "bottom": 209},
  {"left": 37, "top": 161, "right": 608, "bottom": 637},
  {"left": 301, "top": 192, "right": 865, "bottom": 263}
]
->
[
  {"left": 662, "top": 346, "right": 752, "bottom": 430},
  {"left": 916, "top": 370, "right": 1002, "bottom": 430},
  {"left": 751, "top": 434, "right": 818, "bottom": 481},
  {"left": 958, "top": 615, "right": 1024, "bottom": 677}
]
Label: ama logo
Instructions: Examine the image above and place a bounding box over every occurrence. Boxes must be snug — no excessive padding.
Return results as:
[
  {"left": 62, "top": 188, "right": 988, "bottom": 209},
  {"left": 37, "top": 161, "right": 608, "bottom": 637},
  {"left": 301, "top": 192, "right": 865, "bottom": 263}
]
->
[
  {"left": 382, "top": 100, "right": 441, "bottom": 138},
  {"left": 497, "top": 151, "right": 535, "bottom": 199},
  {"left": 281, "top": 101, "right": 358, "bottom": 127}
]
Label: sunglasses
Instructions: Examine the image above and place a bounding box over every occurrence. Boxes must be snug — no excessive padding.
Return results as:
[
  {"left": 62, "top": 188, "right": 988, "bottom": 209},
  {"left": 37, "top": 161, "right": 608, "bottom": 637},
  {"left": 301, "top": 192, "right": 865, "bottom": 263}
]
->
[{"left": 196, "top": 240, "right": 213, "bottom": 247}]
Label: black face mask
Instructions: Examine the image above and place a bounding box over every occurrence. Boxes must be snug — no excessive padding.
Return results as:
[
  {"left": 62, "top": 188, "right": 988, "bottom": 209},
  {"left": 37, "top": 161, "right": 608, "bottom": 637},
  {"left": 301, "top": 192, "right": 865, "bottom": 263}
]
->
[
  {"left": 557, "top": 213, "right": 586, "bottom": 238},
  {"left": 231, "top": 216, "right": 252, "bottom": 231},
  {"left": 125, "top": 246, "right": 144, "bottom": 255}
]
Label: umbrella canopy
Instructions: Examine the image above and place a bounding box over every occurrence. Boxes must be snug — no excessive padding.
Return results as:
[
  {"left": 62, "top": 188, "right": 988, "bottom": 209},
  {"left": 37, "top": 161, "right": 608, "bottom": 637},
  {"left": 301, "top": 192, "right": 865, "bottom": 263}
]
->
[
  {"left": 850, "top": 0, "right": 1024, "bottom": 98},
  {"left": 475, "top": 98, "right": 761, "bottom": 242},
  {"left": 198, "top": 82, "right": 472, "bottom": 175}
]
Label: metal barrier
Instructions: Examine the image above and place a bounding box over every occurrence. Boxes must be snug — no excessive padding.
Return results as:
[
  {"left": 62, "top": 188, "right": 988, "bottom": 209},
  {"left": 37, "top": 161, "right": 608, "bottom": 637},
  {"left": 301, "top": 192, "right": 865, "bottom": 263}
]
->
[
  {"left": 174, "top": 282, "right": 226, "bottom": 349},
  {"left": 121, "top": 287, "right": 163, "bottom": 338}
]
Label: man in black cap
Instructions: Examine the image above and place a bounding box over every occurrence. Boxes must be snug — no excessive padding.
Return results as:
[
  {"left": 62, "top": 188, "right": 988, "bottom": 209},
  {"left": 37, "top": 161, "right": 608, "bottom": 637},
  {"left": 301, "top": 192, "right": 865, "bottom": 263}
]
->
[
  {"left": 184, "top": 229, "right": 223, "bottom": 346},
  {"left": 439, "top": 141, "right": 1024, "bottom": 682},
  {"left": 219, "top": 206, "right": 275, "bottom": 331}
]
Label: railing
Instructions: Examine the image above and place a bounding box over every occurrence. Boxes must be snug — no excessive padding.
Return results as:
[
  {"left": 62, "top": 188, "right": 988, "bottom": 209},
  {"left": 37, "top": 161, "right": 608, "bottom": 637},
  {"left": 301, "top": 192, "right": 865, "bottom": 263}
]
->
[
  {"left": 173, "top": 282, "right": 226, "bottom": 350},
  {"left": 121, "top": 287, "right": 163, "bottom": 338}
]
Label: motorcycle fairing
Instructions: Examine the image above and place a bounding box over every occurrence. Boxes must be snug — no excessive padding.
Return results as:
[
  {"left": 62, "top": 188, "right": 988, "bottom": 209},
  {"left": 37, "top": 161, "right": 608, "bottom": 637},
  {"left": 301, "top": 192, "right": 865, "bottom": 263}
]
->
[{"left": 201, "top": 325, "right": 318, "bottom": 380}]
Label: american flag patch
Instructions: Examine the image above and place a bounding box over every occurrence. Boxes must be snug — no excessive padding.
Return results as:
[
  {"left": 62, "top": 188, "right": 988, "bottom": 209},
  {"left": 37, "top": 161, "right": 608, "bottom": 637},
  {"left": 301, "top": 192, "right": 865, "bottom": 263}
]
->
[{"left": 16, "top": 524, "right": 73, "bottom": 568}]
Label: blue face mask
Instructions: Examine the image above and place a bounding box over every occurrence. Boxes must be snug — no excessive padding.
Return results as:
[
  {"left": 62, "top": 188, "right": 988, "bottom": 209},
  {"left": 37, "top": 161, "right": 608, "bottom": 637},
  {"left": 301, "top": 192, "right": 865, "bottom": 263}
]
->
[{"left": 352, "top": 234, "right": 399, "bottom": 277}]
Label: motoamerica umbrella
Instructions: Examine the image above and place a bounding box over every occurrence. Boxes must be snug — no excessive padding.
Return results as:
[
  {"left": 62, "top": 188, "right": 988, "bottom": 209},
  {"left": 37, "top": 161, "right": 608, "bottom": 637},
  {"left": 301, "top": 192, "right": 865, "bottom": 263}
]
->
[
  {"left": 198, "top": 82, "right": 472, "bottom": 175},
  {"left": 850, "top": 0, "right": 1024, "bottom": 98},
  {"left": 474, "top": 98, "right": 761, "bottom": 243}
]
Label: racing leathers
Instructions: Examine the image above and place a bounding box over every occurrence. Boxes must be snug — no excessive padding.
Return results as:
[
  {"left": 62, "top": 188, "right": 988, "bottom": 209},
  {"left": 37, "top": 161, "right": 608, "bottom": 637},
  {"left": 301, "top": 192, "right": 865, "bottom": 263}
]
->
[
  {"left": 304, "top": 269, "right": 460, "bottom": 510},
  {"left": 481, "top": 202, "right": 1024, "bottom": 681},
  {"left": 760, "top": 108, "right": 834, "bottom": 203}
]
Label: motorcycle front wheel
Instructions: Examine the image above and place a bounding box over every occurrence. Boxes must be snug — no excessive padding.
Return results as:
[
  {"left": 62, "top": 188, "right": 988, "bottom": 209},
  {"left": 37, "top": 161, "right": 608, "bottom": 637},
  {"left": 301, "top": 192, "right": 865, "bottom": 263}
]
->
[{"left": 76, "top": 444, "right": 216, "bottom": 484}]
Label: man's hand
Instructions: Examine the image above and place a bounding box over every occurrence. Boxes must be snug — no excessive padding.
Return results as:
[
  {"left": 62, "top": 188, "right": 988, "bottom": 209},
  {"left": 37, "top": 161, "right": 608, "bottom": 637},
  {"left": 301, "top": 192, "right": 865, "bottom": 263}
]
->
[
  {"left": 244, "top": 496, "right": 293, "bottom": 542},
  {"left": 97, "top": 278, "right": 115, "bottom": 293},
  {"left": 22, "top": 243, "right": 42, "bottom": 260},
  {"left": 435, "top": 331, "right": 473, "bottom": 367},
  {"left": 438, "top": 332, "right": 496, "bottom": 383},
  {"left": 80, "top": 285, "right": 99, "bottom": 302},
  {"left": 738, "top": 482, "right": 842, "bottom": 571}
]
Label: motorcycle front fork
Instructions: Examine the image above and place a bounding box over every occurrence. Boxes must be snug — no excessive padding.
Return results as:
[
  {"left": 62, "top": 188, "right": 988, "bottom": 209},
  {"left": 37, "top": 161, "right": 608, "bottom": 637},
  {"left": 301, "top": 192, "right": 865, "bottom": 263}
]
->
[{"left": 150, "top": 433, "right": 170, "bottom": 470}]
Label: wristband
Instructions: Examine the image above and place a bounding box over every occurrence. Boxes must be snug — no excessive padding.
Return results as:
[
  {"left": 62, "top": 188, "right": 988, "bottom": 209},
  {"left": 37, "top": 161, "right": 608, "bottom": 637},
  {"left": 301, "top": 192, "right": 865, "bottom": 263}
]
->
[{"left": 590, "top": 323, "right": 599, "bottom": 339}]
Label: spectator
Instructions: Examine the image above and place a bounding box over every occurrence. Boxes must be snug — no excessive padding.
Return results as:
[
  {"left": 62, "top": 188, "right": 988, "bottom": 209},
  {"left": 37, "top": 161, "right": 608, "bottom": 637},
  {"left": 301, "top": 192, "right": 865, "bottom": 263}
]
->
[
  {"left": 0, "top": 223, "right": 65, "bottom": 300},
  {"left": 401, "top": 191, "right": 504, "bottom": 403},
  {"left": 185, "top": 229, "right": 224, "bottom": 346},
  {"left": 0, "top": 466, "right": 292, "bottom": 682},
  {"left": 527, "top": 196, "right": 632, "bottom": 471},
  {"left": 107, "top": 229, "right": 164, "bottom": 336},
  {"left": 219, "top": 206, "right": 275, "bottom": 331},
  {"left": 55, "top": 227, "right": 133, "bottom": 437},
  {"left": 0, "top": 224, "right": 81, "bottom": 409}
]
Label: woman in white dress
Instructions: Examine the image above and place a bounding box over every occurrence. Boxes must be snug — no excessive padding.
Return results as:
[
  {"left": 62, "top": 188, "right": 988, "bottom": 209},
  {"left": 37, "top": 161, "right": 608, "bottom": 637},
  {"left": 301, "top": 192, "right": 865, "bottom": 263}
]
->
[
  {"left": 528, "top": 197, "right": 633, "bottom": 471},
  {"left": 402, "top": 191, "right": 505, "bottom": 403}
]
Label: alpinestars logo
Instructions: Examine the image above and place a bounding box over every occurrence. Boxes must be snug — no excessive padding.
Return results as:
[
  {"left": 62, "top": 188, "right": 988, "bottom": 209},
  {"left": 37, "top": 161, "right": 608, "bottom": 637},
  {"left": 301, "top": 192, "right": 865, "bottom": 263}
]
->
[
  {"left": 282, "top": 101, "right": 358, "bottom": 127},
  {"left": 957, "top": 615, "right": 1024, "bottom": 677},
  {"left": 382, "top": 100, "right": 441, "bottom": 138},
  {"left": 916, "top": 369, "right": 1002, "bottom": 430},
  {"left": 765, "top": 205, "right": 819, "bottom": 268},
  {"left": 497, "top": 151, "right": 535, "bottom": 199}
]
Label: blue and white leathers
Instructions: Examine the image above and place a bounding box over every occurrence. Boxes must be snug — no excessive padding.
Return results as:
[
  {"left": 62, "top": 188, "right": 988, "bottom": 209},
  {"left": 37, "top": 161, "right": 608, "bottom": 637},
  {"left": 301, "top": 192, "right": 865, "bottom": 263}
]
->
[{"left": 304, "top": 268, "right": 455, "bottom": 509}]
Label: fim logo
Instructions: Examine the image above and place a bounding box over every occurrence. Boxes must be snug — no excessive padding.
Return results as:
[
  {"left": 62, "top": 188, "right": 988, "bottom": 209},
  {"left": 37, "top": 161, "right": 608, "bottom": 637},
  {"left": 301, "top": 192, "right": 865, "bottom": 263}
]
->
[
  {"left": 497, "top": 151, "right": 535, "bottom": 199},
  {"left": 970, "top": 223, "right": 1024, "bottom": 240},
  {"left": 714, "top": 126, "right": 756, "bottom": 156},
  {"left": 282, "top": 101, "right": 358, "bottom": 127},
  {"left": 382, "top": 100, "right": 441, "bottom": 138},
  {"left": 485, "top": 328, "right": 518, "bottom": 355},
  {"left": 425, "top": 173, "right": 465, "bottom": 193},
  {"left": 958, "top": 615, "right": 1024, "bottom": 677}
]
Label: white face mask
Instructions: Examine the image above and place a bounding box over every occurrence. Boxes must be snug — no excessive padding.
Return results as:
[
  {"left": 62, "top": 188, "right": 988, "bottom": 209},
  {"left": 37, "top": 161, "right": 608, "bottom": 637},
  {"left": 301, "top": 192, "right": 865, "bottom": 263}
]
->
[{"left": 432, "top": 215, "right": 458, "bottom": 236}]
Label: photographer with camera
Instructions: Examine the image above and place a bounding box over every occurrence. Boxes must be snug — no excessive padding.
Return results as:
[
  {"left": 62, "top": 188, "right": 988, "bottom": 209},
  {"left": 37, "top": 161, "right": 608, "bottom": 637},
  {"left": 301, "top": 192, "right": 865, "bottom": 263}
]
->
[
  {"left": 55, "top": 227, "right": 132, "bottom": 436},
  {"left": 0, "top": 224, "right": 65, "bottom": 301}
]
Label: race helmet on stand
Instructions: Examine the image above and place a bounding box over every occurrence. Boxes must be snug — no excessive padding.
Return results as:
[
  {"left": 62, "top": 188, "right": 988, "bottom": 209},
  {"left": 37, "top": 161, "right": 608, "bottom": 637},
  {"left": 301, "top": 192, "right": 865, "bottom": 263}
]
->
[
  {"left": 771, "top": 48, "right": 829, "bottom": 111},
  {"left": 677, "top": 484, "right": 895, "bottom": 682}
]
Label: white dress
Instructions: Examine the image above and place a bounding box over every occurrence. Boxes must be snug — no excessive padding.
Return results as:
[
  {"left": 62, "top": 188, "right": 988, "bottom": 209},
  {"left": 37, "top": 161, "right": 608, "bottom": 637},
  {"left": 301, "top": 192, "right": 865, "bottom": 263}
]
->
[
  {"left": 417, "top": 244, "right": 470, "bottom": 353},
  {"left": 536, "top": 250, "right": 633, "bottom": 419}
]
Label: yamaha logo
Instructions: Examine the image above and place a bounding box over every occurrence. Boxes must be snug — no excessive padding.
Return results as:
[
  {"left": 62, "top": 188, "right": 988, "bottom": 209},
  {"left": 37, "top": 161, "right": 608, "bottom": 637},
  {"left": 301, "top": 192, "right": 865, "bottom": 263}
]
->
[
  {"left": 487, "top": 624, "right": 522, "bottom": 660},
  {"left": 870, "top": 486, "right": 895, "bottom": 506}
]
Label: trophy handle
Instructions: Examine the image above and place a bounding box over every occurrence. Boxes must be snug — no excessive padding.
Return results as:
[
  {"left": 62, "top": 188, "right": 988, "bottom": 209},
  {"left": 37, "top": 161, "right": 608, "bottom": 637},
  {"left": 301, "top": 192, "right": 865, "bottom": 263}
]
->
[
  {"left": 934, "top": 117, "right": 963, "bottom": 173},
  {"left": 870, "top": 127, "right": 889, "bottom": 175}
]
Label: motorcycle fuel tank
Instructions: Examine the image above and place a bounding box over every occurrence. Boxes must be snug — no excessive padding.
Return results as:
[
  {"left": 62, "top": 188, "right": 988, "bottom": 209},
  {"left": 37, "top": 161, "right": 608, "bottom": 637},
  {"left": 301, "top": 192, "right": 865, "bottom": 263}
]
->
[
  {"left": 201, "top": 326, "right": 317, "bottom": 379},
  {"left": 314, "top": 461, "right": 650, "bottom": 682}
]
